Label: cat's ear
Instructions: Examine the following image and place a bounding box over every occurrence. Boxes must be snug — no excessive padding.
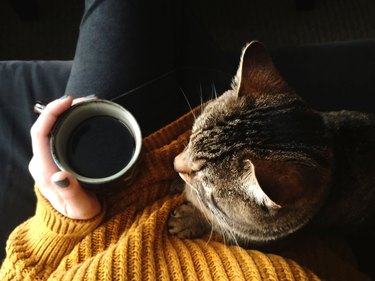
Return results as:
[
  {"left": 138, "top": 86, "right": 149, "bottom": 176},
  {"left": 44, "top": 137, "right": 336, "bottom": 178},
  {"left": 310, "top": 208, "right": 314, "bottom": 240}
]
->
[
  {"left": 245, "top": 159, "right": 330, "bottom": 207},
  {"left": 236, "top": 41, "right": 290, "bottom": 98},
  {"left": 243, "top": 160, "right": 281, "bottom": 209}
]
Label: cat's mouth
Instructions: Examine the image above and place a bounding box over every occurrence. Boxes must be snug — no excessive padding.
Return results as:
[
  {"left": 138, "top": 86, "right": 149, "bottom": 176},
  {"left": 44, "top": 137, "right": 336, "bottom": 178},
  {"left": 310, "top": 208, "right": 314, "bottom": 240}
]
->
[
  {"left": 178, "top": 172, "right": 194, "bottom": 188},
  {"left": 179, "top": 171, "right": 226, "bottom": 215}
]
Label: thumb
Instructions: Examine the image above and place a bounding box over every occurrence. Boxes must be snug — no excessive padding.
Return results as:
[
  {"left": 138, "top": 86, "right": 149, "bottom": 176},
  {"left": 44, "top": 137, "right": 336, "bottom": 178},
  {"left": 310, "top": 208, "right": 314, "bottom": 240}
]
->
[{"left": 51, "top": 171, "right": 101, "bottom": 220}]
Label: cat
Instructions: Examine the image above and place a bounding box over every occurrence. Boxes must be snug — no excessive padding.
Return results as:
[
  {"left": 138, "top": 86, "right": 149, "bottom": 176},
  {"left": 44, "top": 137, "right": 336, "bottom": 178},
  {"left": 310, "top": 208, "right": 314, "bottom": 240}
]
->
[{"left": 167, "top": 41, "right": 375, "bottom": 248}]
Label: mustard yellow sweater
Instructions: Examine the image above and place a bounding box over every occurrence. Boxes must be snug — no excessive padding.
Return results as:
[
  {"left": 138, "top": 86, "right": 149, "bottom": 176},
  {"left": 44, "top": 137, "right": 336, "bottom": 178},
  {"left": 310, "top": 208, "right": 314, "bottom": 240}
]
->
[{"left": 0, "top": 109, "right": 371, "bottom": 281}]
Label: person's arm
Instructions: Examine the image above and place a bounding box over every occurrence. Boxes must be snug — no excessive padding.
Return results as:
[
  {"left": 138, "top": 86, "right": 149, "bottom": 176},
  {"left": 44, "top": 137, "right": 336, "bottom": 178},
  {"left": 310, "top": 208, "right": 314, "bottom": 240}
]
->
[
  {"left": 0, "top": 97, "right": 104, "bottom": 280},
  {"left": 0, "top": 187, "right": 105, "bottom": 280}
]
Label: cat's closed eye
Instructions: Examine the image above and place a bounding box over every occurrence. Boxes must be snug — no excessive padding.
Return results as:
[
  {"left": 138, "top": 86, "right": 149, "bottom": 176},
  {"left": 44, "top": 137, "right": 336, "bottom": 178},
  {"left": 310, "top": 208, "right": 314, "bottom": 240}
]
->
[{"left": 190, "top": 159, "right": 206, "bottom": 172}]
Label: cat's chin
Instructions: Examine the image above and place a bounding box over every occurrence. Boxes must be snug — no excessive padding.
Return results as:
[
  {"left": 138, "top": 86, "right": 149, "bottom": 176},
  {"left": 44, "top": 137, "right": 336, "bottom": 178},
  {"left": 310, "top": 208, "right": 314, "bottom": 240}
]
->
[
  {"left": 213, "top": 218, "right": 304, "bottom": 248},
  {"left": 204, "top": 198, "right": 316, "bottom": 248},
  {"left": 184, "top": 185, "right": 307, "bottom": 247}
]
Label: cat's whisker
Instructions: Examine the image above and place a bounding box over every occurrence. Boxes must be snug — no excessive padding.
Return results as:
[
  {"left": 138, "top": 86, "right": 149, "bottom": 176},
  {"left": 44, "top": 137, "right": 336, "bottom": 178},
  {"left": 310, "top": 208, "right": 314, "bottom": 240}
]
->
[
  {"left": 179, "top": 88, "right": 196, "bottom": 121},
  {"left": 189, "top": 184, "right": 239, "bottom": 246},
  {"left": 188, "top": 185, "right": 210, "bottom": 221},
  {"left": 204, "top": 206, "right": 217, "bottom": 245},
  {"left": 204, "top": 222, "right": 216, "bottom": 247},
  {"left": 198, "top": 84, "right": 204, "bottom": 115},
  {"left": 209, "top": 83, "right": 214, "bottom": 101},
  {"left": 223, "top": 224, "right": 239, "bottom": 246},
  {"left": 208, "top": 206, "right": 239, "bottom": 247},
  {"left": 228, "top": 220, "right": 240, "bottom": 247},
  {"left": 211, "top": 82, "right": 218, "bottom": 100},
  {"left": 207, "top": 209, "right": 227, "bottom": 245},
  {"left": 217, "top": 220, "right": 231, "bottom": 245},
  {"left": 188, "top": 185, "right": 218, "bottom": 246},
  {"left": 200, "top": 89, "right": 204, "bottom": 113},
  {"left": 192, "top": 189, "right": 213, "bottom": 227},
  {"left": 225, "top": 213, "right": 240, "bottom": 246}
]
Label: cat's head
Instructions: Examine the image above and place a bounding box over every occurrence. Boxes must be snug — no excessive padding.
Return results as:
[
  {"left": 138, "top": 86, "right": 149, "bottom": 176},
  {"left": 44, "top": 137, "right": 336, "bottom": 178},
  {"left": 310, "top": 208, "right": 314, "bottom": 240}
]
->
[{"left": 174, "top": 41, "right": 333, "bottom": 245}]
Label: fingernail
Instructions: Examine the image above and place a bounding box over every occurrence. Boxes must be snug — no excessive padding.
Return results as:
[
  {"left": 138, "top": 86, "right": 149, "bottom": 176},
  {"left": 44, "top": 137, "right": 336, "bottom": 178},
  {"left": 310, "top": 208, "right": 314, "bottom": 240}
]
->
[
  {"left": 53, "top": 177, "right": 70, "bottom": 188},
  {"left": 59, "top": 94, "right": 69, "bottom": 100},
  {"left": 85, "top": 94, "right": 96, "bottom": 99},
  {"left": 33, "top": 102, "right": 46, "bottom": 115}
]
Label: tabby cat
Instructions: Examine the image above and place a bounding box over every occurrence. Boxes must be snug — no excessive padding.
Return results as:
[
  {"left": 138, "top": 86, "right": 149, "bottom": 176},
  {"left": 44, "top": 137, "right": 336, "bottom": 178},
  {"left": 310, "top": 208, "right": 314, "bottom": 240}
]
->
[{"left": 167, "top": 41, "right": 375, "bottom": 247}]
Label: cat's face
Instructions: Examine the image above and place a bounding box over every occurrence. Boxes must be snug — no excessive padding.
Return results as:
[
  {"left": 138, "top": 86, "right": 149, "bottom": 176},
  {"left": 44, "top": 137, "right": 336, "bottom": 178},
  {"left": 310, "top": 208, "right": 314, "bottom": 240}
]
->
[{"left": 174, "top": 42, "right": 333, "bottom": 245}]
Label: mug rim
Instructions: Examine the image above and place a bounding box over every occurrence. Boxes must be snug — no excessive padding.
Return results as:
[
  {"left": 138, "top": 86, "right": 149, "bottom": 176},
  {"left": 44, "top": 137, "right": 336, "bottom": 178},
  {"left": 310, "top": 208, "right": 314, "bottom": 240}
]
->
[{"left": 50, "top": 99, "right": 142, "bottom": 184}]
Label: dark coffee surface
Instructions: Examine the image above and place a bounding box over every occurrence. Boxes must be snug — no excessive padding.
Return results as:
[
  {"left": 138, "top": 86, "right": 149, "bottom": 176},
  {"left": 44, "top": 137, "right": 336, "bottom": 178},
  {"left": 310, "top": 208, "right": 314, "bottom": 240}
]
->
[{"left": 67, "top": 116, "right": 135, "bottom": 178}]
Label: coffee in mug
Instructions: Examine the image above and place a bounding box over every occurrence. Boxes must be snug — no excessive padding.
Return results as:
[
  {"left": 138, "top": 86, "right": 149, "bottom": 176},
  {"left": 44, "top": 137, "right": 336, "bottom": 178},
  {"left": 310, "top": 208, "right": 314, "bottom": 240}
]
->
[{"left": 50, "top": 99, "right": 142, "bottom": 191}]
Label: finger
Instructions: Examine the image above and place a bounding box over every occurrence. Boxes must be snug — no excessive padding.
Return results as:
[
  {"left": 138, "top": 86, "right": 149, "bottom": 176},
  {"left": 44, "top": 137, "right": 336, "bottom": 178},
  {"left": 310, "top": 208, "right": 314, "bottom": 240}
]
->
[
  {"left": 29, "top": 156, "right": 61, "bottom": 206},
  {"left": 72, "top": 95, "right": 97, "bottom": 105},
  {"left": 30, "top": 96, "right": 73, "bottom": 177},
  {"left": 28, "top": 157, "right": 45, "bottom": 186},
  {"left": 51, "top": 171, "right": 101, "bottom": 220},
  {"left": 31, "top": 96, "right": 73, "bottom": 146},
  {"left": 29, "top": 156, "right": 51, "bottom": 188}
]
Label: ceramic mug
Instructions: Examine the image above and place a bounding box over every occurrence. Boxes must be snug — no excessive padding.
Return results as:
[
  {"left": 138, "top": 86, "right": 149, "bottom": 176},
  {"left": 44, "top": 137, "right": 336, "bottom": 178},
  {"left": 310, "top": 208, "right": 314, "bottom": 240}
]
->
[{"left": 38, "top": 99, "right": 143, "bottom": 192}]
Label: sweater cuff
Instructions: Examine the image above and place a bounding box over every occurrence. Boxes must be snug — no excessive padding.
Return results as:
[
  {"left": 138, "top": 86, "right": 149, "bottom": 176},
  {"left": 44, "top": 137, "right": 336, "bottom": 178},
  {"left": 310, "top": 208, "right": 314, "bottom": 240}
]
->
[
  {"left": 3, "top": 186, "right": 106, "bottom": 275},
  {"left": 34, "top": 185, "right": 105, "bottom": 237}
]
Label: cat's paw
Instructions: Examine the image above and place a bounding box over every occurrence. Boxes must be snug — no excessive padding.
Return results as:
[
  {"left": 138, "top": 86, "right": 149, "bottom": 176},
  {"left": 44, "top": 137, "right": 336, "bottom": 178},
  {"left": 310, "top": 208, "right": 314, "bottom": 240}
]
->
[{"left": 168, "top": 201, "right": 209, "bottom": 239}]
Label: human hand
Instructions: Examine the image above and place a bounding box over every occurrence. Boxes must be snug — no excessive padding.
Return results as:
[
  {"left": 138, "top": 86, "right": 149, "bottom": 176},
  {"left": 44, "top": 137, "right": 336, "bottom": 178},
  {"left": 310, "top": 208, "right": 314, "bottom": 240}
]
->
[{"left": 29, "top": 96, "right": 101, "bottom": 220}]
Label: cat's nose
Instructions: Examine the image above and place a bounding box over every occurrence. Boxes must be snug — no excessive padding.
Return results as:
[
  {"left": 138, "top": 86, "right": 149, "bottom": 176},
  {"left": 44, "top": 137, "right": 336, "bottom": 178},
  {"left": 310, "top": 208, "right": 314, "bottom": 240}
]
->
[{"left": 174, "top": 150, "right": 192, "bottom": 174}]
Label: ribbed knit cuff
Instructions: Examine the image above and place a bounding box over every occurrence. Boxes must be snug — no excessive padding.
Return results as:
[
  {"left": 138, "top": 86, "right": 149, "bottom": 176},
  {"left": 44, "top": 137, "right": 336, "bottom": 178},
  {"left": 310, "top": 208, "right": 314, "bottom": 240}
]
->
[
  {"left": 2, "top": 187, "right": 106, "bottom": 277},
  {"left": 34, "top": 185, "right": 105, "bottom": 236}
]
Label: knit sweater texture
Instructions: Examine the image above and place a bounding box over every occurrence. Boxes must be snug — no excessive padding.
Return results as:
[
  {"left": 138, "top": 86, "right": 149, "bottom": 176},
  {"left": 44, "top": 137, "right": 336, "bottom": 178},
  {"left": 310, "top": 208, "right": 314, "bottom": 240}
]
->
[{"left": 0, "top": 108, "right": 371, "bottom": 281}]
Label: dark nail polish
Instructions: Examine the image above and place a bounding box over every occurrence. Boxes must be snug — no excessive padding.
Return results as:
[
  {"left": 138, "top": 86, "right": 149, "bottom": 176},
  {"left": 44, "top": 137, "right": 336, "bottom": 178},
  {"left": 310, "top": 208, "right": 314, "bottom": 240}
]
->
[{"left": 53, "top": 178, "right": 70, "bottom": 188}]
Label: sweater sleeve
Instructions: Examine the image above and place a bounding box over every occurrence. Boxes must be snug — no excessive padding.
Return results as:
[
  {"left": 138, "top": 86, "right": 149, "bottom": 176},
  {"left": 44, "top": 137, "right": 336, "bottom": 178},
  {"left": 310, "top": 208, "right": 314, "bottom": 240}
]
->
[{"left": 0, "top": 186, "right": 106, "bottom": 281}]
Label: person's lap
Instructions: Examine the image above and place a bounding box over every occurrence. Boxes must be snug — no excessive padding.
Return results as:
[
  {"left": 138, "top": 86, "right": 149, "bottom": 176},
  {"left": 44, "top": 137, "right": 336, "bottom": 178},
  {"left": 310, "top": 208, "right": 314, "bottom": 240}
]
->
[
  {"left": 0, "top": 0, "right": 232, "bottom": 261},
  {"left": 0, "top": 0, "right": 177, "bottom": 260}
]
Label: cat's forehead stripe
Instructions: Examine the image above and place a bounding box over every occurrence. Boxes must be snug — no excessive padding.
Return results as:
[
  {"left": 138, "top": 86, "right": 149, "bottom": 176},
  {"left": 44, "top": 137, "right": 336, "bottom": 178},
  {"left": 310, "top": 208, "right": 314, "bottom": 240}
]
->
[{"left": 190, "top": 100, "right": 330, "bottom": 165}]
